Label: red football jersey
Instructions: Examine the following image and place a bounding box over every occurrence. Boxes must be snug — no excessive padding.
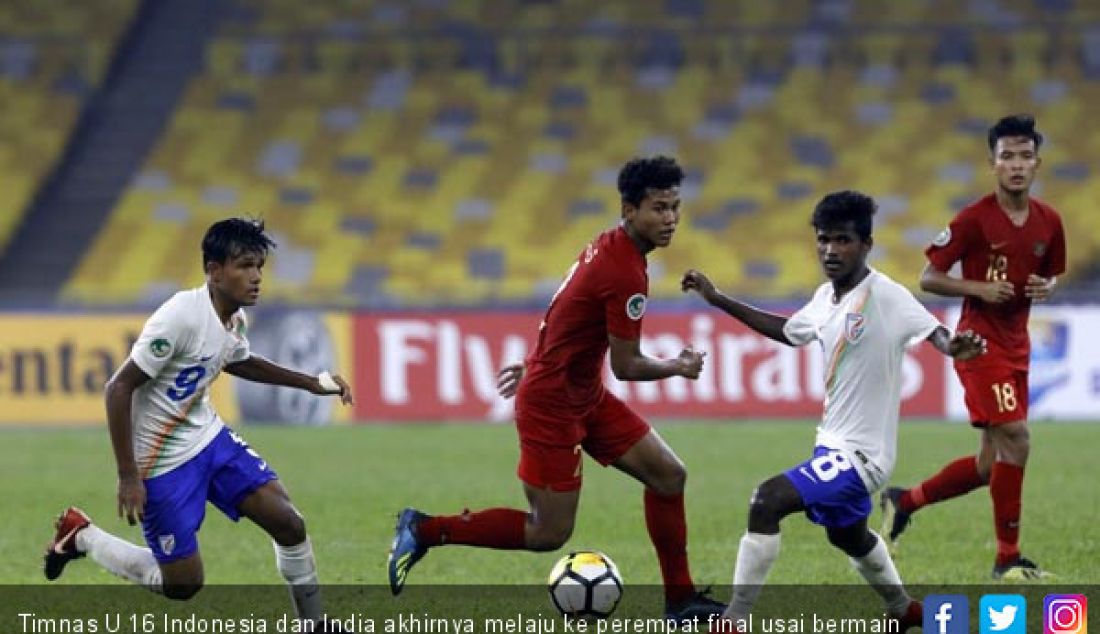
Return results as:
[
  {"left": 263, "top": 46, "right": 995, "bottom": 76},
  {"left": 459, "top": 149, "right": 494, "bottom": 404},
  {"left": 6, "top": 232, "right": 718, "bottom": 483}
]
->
[
  {"left": 522, "top": 226, "right": 648, "bottom": 414},
  {"left": 925, "top": 193, "right": 1066, "bottom": 369}
]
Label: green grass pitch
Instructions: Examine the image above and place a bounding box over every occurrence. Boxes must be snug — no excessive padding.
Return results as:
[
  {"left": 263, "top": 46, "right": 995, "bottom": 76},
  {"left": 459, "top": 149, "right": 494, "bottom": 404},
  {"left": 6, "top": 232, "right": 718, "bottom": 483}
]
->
[{"left": 1, "top": 420, "right": 1096, "bottom": 587}]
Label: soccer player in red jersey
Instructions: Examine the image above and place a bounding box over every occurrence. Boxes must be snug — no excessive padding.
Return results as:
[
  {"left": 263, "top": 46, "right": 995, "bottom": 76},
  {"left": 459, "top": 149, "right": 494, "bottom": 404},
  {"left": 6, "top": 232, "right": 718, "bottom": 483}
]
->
[
  {"left": 881, "top": 114, "right": 1066, "bottom": 579},
  {"left": 387, "top": 156, "right": 724, "bottom": 620}
]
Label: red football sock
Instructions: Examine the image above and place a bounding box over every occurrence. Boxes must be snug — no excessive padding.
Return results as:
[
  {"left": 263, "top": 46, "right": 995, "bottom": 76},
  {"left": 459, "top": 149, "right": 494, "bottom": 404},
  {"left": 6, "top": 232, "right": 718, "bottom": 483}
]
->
[
  {"left": 900, "top": 455, "right": 985, "bottom": 513},
  {"left": 417, "top": 508, "right": 528, "bottom": 549},
  {"left": 644, "top": 489, "right": 694, "bottom": 605},
  {"left": 990, "top": 462, "right": 1025, "bottom": 566}
]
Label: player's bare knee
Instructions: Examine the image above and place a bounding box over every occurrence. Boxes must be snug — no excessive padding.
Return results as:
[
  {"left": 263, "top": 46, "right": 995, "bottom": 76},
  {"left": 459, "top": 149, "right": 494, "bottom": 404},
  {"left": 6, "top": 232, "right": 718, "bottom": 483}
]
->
[
  {"left": 163, "top": 581, "right": 203, "bottom": 601},
  {"left": 159, "top": 557, "right": 204, "bottom": 600},
  {"left": 1008, "top": 429, "right": 1030, "bottom": 454},
  {"left": 976, "top": 458, "right": 993, "bottom": 482},
  {"left": 825, "top": 531, "right": 848, "bottom": 554},
  {"left": 652, "top": 459, "right": 687, "bottom": 496},
  {"left": 161, "top": 566, "right": 204, "bottom": 601},
  {"left": 826, "top": 527, "right": 874, "bottom": 558},
  {"left": 747, "top": 502, "right": 779, "bottom": 531},
  {"left": 271, "top": 510, "right": 308, "bottom": 547},
  {"left": 746, "top": 485, "right": 782, "bottom": 531},
  {"left": 527, "top": 521, "right": 573, "bottom": 552},
  {"left": 991, "top": 425, "right": 1030, "bottom": 465}
]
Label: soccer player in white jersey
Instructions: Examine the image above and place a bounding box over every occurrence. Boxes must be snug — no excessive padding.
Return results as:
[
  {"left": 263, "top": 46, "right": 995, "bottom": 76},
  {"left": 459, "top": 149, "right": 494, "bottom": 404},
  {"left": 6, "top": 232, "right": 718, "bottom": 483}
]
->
[
  {"left": 681, "top": 191, "right": 985, "bottom": 633},
  {"left": 43, "top": 218, "right": 353, "bottom": 629}
]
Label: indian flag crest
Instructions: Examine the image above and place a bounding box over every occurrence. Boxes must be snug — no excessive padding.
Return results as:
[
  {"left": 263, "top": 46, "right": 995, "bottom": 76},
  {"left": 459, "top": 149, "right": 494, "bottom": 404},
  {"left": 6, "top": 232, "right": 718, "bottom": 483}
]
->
[{"left": 845, "top": 313, "right": 866, "bottom": 343}]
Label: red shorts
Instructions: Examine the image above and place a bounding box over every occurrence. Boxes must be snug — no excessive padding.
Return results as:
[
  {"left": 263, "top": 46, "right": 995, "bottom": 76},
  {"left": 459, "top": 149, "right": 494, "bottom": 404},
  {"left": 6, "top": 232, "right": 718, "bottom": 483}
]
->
[
  {"left": 515, "top": 389, "right": 651, "bottom": 492},
  {"left": 957, "top": 365, "right": 1029, "bottom": 426}
]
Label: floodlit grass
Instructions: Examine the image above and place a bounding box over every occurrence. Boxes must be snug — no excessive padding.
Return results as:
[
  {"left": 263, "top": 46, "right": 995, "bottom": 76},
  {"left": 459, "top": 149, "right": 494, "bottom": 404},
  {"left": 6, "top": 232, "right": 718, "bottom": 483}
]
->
[{"left": 2, "top": 420, "right": 1095, "bottom": 587}]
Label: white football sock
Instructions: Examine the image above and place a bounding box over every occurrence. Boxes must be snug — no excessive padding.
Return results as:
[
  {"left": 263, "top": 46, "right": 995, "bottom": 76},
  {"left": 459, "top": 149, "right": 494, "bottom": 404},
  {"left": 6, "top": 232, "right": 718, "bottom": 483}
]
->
[
  {"left": 76, "top": 524, "right": 163, "bottom": 592},
  {"left": 275, "top": 538, "right": 323, "bottom": 623},
  {"left": 724, "top": 532, "right": 781, "bottom": 623},
  {"left": 849, "top": 531, "right": 910, "bottom": 616}
]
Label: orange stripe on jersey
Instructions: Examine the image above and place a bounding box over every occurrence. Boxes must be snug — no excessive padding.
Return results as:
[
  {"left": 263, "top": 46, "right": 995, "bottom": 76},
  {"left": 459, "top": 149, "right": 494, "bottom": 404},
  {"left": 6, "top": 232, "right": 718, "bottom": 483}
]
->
[
  {"left": 824, "top": 290, "right": 871, "bottom": 394},
  {"left": 824, "top": 336, "right": 849, "bottom": 395},
  {"left": 140, "top": 388, "right": 206, "bottom": 479}
]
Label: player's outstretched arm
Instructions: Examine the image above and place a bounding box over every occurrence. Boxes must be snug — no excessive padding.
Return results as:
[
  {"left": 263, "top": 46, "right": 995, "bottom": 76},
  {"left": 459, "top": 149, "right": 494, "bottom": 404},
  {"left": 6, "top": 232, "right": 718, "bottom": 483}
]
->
[
  {"left": 224, "top": 355, "right": 354, "bottom": 405},
  {"left": 926, "top": 326, "right": 986, "bottom": 361},
  {"left": 104, "top": 359, "right": 152, "bottom": 525},
  {"left": 681, "top": 269, "right": 792, "bottom": 345},
  {"left": 608, "top": 334, "right": 705, "bottom": 382},
  {"left": 920, "top": 263, "right": 1014, "bottom": 303}
]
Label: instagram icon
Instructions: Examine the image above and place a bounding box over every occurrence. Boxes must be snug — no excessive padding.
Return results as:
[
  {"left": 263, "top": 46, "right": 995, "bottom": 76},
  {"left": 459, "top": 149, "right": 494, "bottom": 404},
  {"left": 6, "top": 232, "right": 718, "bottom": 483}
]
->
[{"left": 1045, "top": 595, "right": 1087, "bottom": 634}]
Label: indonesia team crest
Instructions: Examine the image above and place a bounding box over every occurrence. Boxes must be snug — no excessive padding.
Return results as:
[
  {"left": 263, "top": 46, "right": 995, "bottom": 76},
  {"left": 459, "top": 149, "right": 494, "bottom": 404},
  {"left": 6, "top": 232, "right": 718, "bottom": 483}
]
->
[{"left": 845, "top": 313, "right": 866, "bottom": 343}]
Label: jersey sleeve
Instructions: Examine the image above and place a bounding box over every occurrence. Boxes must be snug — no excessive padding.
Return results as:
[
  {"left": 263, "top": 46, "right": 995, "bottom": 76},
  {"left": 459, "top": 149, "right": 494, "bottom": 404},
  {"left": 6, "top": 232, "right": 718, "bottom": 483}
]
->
[
  {"left": 225, "top": 311, "right": 251, "bottom": 364},
  {"left": 925, "top": 210, "right": 978, "bottom": 272},
  {"left": 884, "top": 282, "right": 942, "bottom": 348},
  {"left": 1040, "top": 212, "right": 1067, "bottom": 278},
  {"left": 603, "top": 264, "right": 647, "bottom": 341},
  {"left": 130, "top": 298, "right": 193, "bottom": 379},
  {"left": 782, "top": 300, "right": 819, "bottom": 347}
]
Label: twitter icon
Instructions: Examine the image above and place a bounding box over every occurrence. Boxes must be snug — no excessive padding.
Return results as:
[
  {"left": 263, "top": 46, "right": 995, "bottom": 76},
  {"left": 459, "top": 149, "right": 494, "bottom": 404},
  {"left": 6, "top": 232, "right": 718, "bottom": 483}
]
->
[{"left": 982, "top": 594, "right": 1027, "bottom": 634}]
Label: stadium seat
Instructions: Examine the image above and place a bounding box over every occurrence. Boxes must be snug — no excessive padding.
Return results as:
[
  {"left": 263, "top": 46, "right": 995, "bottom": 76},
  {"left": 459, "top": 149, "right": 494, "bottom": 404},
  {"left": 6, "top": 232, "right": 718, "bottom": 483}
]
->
[
  {"left": 54, "top": 1, "right": 1100, "bottom": 305},
  {"left": 0, "top": 0, "right": 138, "bottom": 254}
]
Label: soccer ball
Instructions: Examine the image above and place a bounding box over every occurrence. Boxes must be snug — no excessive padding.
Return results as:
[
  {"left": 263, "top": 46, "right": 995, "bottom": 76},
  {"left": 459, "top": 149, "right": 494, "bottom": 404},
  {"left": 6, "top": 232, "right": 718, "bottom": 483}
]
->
[{"left": 547, "top": 550, "right": 624, "bottom": 619}]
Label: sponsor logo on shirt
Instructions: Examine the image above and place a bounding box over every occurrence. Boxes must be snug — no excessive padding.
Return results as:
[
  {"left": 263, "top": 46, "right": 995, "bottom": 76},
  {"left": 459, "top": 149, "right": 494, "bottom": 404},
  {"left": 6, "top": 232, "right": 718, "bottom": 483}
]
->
[
  {"left": 932, "top": 227, "right": 951, "bottom": 247},
  {"left": 150, "top": 338, "right": 172, "bottom": 358},
  {"left": 626, "top": 294, "right": 647, "bottom": 321},
  {"left": 845, "top": 313, "right": 866, "bottom": 343},
  {"left": 1034, "top": 241, "right": 1047, "bottom": 256}
]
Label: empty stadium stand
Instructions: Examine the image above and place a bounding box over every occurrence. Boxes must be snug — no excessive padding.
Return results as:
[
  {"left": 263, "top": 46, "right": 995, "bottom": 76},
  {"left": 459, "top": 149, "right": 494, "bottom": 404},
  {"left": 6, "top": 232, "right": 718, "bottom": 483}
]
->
[
  {"left": 9, "top": 0, "right": 1100, "bottom": 306},
  {"left": 0, "top": 0, "right": 138, "bottom": 256}
]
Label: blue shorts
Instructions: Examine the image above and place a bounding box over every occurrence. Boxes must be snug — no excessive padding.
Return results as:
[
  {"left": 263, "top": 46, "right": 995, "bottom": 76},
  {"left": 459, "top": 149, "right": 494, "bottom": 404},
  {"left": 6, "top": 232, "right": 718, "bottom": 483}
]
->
[
  {"left": 783, "top": 446, "right": 871, "bottom": 529},
  {"left": 142, "top": 426, "right": 277, "bottom": 563}
]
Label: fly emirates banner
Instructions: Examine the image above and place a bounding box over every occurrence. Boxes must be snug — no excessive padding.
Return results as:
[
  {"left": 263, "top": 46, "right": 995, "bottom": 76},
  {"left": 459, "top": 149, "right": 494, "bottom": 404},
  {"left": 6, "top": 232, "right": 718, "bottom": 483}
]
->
[
  {"left": 5, "top": 307, "right": 1092, "bottom": 425},
  {"left": 351, "top": 311, "right": 948, "bottom": 422}
]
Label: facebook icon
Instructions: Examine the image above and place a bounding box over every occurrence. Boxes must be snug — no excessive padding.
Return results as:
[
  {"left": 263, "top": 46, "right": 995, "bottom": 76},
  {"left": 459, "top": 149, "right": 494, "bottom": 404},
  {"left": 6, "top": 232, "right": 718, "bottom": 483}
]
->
[{"left": 925, "top": 595, "right": 970, "bottom": 634}]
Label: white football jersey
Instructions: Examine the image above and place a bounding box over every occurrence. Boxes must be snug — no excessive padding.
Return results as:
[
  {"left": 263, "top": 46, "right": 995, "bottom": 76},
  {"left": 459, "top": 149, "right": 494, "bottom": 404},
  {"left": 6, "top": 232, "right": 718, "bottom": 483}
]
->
[
  {"left": 129, "top": 286, "right": 250, "bottom": 478},
  {"left": 782, "top": 269, "right": 940, "bottom": 491}
]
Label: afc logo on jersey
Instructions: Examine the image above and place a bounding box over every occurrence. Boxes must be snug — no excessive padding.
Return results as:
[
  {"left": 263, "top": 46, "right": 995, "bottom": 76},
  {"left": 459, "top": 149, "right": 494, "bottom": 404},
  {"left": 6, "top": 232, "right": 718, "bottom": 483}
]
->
[
  {"left": 150, "top": 338, "right": 172, "bottom": 358},
  {"left": 626, "top": 294, "right": 647, "bottom": 321},
  {"left": 845, "top": 313, "right": 866, "bottom": 343}
]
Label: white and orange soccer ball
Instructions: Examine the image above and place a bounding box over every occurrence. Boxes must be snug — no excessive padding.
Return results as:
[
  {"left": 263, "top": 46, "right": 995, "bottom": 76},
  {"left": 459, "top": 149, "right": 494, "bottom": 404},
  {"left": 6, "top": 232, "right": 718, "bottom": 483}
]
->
[{"left": 547, "top": 550, "right": 623, "bottom": 619}]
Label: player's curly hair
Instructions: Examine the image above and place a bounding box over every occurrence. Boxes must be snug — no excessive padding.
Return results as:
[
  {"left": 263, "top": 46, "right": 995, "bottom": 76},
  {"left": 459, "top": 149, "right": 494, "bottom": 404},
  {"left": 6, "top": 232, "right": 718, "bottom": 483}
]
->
[
  {"left": 988, "top": 114, "right": 1043, "bottom": 153},
  {"left": 811, "top": 190, "right": 877, "bottom": 242},
  {"left": 202, "top": 217, "right": 277, "bottom": 267},
  {"left": 617, "top": 155, "right": 684, "bottom": 208}
]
